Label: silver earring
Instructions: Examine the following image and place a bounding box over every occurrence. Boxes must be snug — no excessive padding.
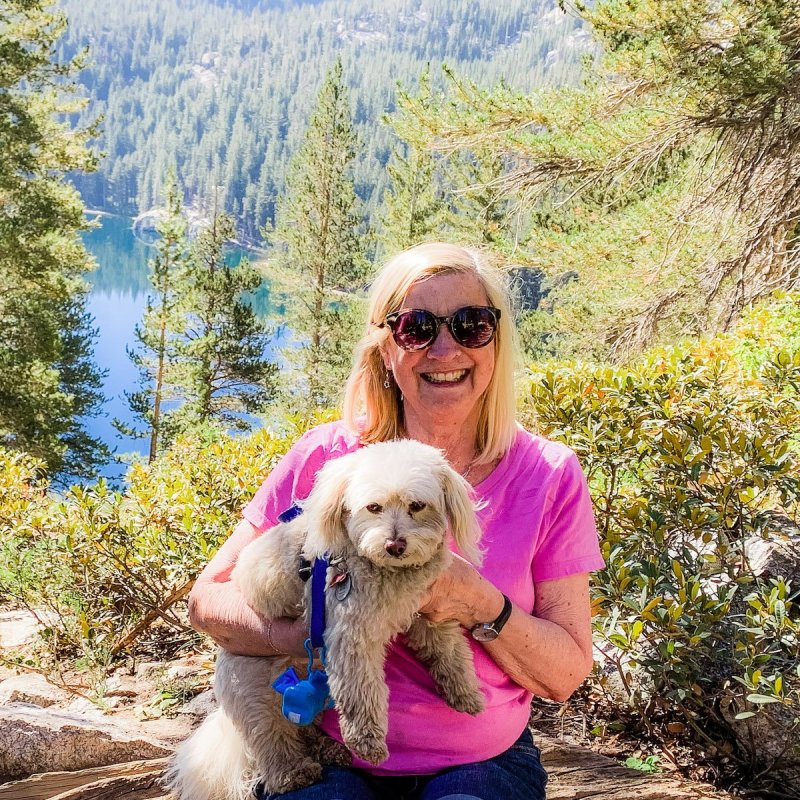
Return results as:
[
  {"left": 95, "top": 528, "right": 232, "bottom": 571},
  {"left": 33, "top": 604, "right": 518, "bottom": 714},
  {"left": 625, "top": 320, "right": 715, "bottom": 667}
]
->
[{"left": 383, "top": 371, "right": 392, "bottom": 389}]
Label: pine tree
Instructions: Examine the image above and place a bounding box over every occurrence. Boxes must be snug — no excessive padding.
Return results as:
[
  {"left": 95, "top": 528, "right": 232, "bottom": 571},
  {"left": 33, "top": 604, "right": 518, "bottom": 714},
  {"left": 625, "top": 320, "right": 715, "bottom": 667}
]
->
[
  {"left": 379, "top": 73, "right": 447, "bottom": 256},
  {"left": 270, "top": 58, "right": 367, "bottom": 409},
  {"left": 446, "top": 149, "right": 512, "bottom": 248},
  {"left": 175, "top": 202, "right": 277, "bottom": 432},
  {"left": 0, "top": 0, "right": 108, "bottom": 480},
  {"left": 381, "top": 70, "right": 512, "bottom": 253},
  {"left": 395, "top": 4, "right": 800, "bottom": 356},
  {"left": 379, "top": 143, "right": 446, "bottom": 255},
  {"left": 117, "top": 171, "right": 189, "bottom": 460}
]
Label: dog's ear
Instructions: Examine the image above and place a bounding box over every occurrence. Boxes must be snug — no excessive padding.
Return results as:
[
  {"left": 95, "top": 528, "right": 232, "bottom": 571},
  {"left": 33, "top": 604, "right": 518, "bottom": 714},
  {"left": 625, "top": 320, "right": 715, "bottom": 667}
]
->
[
  {"left": 438, "top": 465, "right": 483, "bottom": 566},
  {"left": 301, "top": 456, "right": 351, "bottom": 558}
]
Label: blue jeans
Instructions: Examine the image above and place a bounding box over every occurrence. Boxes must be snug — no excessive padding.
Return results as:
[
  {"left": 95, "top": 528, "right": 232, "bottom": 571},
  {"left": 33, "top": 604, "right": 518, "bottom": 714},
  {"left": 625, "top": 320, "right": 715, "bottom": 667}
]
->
[{"left": 257, "top": 728, "right": 548, "bottom": 800}]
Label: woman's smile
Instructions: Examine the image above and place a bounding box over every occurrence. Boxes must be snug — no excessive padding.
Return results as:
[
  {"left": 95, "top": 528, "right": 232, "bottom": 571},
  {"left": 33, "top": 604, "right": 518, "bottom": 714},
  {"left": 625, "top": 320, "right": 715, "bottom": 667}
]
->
[{"left": 420, "top": 368, "right": 470, "bottom": 385}]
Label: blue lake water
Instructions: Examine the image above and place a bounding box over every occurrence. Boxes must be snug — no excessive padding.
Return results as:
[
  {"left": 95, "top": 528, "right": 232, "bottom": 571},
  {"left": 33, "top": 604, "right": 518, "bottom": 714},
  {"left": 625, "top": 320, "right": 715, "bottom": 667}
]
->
[{"left": 83, "top": 214, "right": 287, "bottom": 482}]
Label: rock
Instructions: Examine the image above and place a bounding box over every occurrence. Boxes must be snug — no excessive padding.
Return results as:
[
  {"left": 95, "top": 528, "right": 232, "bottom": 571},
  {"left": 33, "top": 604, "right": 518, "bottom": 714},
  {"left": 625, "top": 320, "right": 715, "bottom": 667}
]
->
[
  {"left": 165, "top": 664, "right": 202, "bottom": 682},
  {"left": 138, "top": 714, "right": 195, "bottom": 746},
  {"left": 0, "top": 702, "right": 172, "bottom": 781},
  {"left": 507, "top": 266, "right": 546, "bottom": 311},
  {"left": 134, "top": 662, "right": 165, "bottom": 682},
  {"left": 175, "top": 688, "right": 216, "bottom": 717},
  {"left": 102, "top": 673, "right": 138, "bottom": 699},
  {"left": 0, "top": 673, "right": 69, "bottom": 708},
  {"left": 64, "top": 697, "right": 103, "bottom": 715},
  {"left": 0, "top": 609, "right": 41, "bottom": 649},
  {"left": 745, "top": 516, "right": 800, "bottom": 583}
]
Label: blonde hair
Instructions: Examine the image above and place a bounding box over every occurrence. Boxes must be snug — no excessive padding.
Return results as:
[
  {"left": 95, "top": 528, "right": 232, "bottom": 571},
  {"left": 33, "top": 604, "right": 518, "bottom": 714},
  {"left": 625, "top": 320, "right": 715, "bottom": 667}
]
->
[{"left": 343, "top": 242, "right": 519, "bottom": 464}]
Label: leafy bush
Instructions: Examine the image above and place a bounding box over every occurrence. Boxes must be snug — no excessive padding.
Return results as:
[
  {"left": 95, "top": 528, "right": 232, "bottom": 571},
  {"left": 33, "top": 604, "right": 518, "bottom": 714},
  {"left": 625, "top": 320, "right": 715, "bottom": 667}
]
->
[
  {"left": 522, "top": 299, "right": 800, "bottom": 792},
  {"left": 0, "top": 424, "right": 312, "bottom": 665},
  {"left": 0, "top": 450, "right": 51, "bottom": 609},
  {"left": 729, "top": 291, "right": 800, "bottom": 374}
]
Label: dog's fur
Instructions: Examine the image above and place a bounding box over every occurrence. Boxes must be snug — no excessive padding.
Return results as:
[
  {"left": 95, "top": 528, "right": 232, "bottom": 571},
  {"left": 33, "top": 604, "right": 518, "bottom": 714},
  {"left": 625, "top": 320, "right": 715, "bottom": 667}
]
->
[{"left": 165, "top": 440, "right": 485, "bottom": 799}]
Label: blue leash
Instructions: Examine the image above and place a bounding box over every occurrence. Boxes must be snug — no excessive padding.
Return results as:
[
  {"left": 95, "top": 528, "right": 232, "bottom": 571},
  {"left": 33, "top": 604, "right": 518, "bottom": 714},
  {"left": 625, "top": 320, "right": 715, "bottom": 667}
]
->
[
  {"left": 309, "top": 556, "right": 327, "bottom": 649},
  {"left": 271, "top": 504, "right": 334, "bottom": 725}
]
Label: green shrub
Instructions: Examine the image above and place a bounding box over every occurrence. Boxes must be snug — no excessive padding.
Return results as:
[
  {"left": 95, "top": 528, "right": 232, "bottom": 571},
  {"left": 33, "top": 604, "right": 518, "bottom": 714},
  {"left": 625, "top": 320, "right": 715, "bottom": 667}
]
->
[
  {"left": 730, "top": 291, "right": 800, "bottom": 374},
  {"left": 0, "top": 450, "right": 51, "bottom": 610},
  {"left": 0, "top": 423, "right": 313, "bottom": 664},
  {"left": 523, "top": 314, "right": 800, "bottom": 789}
]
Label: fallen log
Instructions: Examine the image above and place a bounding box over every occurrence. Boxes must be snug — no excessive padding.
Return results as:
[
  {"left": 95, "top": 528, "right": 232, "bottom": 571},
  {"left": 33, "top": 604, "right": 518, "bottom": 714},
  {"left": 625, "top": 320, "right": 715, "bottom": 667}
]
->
[
  {"left": 47, "top": 769, "right": 166, "bottom": 800},
  {"left": 0, "top": 758, "right": 169, "bottom": 800},
  {"left": 539, "top": 735, "right": 732, "bottom": 799}
]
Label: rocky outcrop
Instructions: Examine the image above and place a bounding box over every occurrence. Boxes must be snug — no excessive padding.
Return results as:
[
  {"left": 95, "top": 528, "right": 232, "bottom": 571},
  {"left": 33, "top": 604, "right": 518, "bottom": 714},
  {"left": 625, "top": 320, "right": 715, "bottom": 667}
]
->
[
  {"left": 0, "top": 703, "right": 171, "bottom": 781},
  {"left": 0, "top": 673, "right": 68, "bottom": 708}
]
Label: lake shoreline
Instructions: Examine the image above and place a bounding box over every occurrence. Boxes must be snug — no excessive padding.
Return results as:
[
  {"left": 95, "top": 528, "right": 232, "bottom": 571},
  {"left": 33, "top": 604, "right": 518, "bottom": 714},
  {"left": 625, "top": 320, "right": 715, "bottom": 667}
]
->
[
  {"left": 84, "top": 209, "right": 269, "bottom": 257},
  {"left": 82, "top": 214, "right": 284, "bottom": 481}
]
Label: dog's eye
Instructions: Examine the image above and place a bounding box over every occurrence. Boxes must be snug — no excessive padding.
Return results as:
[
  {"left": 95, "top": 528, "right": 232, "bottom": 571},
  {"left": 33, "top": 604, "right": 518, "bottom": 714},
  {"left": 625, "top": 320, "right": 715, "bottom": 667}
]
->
[
  {"left": 408, "top": 501, "right": 426, "bottom": 514},
  {"left": 366, "top": 503, "right": 383, "bottom": 514}
]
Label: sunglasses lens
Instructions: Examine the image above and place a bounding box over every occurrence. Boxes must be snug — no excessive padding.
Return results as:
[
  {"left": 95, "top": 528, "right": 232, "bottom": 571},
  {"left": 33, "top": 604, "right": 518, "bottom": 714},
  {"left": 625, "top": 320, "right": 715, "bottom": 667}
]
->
[
  {"left": 452, "top": 307, "right": 498, "bottom": 348},
  {"left": 391, "top": 310, "right": 437, "bottom": 350}
]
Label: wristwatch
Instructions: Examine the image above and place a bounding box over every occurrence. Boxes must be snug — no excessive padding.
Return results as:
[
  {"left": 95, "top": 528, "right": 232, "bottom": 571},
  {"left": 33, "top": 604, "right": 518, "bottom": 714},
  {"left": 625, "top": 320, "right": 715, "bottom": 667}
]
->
[{"left": 470, "top": 593, "right": 512, "bottom": 642}]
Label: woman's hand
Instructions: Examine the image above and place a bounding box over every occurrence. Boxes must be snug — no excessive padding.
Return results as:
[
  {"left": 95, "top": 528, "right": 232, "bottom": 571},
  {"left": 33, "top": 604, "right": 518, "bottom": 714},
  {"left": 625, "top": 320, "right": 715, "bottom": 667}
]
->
[
  {"left": 418, "top": 554, "right": 506, "bottom": 629},
  {"left": 267, "top": 615, "right": 312, "bottom": 658},
  {"left": 419, "top": 556, "right": 595, "bottom": 703}
]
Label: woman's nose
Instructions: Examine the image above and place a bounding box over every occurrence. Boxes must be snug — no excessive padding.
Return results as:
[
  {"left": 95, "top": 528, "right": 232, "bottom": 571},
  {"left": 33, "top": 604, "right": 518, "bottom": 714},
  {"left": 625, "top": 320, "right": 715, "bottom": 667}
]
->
[{"left": 426, "top": 322, "right": 460, "bottom": 358}]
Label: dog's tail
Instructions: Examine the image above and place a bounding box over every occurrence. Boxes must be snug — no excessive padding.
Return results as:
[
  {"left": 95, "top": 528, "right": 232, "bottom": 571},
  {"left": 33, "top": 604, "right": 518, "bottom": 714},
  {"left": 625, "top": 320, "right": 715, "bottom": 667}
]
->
[{"left": 163, "top": 708, "right": 253, "bottom": 800}]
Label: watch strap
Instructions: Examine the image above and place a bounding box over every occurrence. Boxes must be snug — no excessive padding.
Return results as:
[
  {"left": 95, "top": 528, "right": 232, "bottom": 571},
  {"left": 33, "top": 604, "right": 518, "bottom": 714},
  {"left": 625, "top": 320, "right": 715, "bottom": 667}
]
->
[{"left": 490, "top": 593, "right": 513, "bottom": 632}]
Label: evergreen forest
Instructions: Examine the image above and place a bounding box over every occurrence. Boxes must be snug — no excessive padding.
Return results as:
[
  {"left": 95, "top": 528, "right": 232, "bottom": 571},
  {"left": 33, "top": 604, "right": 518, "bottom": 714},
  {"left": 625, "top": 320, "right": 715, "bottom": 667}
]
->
[{"left": 57, "top": 0, "right": 588, "bottom": 238}]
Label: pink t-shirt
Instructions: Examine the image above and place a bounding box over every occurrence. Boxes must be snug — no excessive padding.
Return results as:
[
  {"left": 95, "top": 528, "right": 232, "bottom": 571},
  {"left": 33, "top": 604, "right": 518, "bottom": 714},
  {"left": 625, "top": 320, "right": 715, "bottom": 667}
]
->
[{"left": 241, "top": 420, "right": 604, "bottom": 775}]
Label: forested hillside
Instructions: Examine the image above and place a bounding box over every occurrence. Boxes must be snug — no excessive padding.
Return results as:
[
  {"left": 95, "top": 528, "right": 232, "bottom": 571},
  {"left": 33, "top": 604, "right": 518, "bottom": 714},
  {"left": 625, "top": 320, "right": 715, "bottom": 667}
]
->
[{"left": 56, "top": 0, "right": 587, "bottom": 239}]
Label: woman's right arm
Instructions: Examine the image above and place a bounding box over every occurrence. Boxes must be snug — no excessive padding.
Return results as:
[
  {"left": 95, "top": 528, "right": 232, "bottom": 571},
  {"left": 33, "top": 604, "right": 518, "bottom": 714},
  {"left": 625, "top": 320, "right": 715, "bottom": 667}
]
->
[
  {"left": 188, "top": 517, "right": 309, "bottom": 657},
  {"left": 188, "top": 423, "right": 346, "bottom": 657}
]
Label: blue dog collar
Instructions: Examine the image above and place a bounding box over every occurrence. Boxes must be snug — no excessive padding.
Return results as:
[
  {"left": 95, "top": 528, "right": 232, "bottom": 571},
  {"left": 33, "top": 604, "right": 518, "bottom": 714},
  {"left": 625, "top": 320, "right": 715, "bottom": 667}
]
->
[{"left": 277, "top": 503, "right": 303, "bottom": 523}]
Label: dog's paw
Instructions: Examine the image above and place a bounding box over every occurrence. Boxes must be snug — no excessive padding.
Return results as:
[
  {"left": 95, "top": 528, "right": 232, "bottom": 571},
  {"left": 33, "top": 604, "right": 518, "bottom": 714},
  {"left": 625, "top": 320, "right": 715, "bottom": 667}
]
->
[
  {"left": 440, "top": 684, "right": 485, "bottom": 716},
  {"left": 263, "top": 757, "right": 323, "bottom": 794},
  {"left": 313, "top": 735, "right": 352, "bottom": 767},
  {"left": 347, "top": 732, "right": 389, "bottom": 765},
  {"left": 449, "top": 691, "right": 485, "bottom": 716}
]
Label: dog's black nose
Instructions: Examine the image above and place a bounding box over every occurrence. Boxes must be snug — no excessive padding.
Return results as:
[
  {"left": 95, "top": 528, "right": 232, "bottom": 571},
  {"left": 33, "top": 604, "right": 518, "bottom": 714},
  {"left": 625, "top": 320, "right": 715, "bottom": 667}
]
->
[{"left": 384, "top": 538, "right": 407, "bottom": 557}]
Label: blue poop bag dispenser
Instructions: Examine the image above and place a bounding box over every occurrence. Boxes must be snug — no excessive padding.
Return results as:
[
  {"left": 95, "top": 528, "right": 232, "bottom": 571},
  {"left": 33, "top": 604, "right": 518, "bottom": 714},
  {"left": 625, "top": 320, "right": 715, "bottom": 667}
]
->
[{"left": 271, "top": 646, "right": 333, "bottom": 725}]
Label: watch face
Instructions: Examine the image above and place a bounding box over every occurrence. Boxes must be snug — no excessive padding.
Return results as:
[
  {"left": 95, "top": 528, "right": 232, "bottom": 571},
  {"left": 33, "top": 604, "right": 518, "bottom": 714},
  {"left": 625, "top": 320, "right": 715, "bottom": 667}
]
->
[{"left": 471, "top": 624, "right": 499, "bottom": 642}]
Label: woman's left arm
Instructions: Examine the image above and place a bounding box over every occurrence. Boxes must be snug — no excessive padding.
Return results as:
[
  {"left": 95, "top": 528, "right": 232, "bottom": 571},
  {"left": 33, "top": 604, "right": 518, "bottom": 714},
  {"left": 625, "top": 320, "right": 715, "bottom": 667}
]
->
[{"left": 419, "top": 558, "right": 594, "bottom": 702}]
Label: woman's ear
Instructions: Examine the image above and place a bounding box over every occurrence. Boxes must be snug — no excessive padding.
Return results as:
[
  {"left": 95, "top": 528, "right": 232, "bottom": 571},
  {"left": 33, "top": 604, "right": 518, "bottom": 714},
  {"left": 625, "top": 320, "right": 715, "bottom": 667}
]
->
[
  {"left": 438, "top": 466, "right": 483, "bottom": 566},
  {"left": 378, "top": 342, "right": 392, "bottom": 372},
  {"left": 301, "top": 456, "right": 352, "bottom": 558}
]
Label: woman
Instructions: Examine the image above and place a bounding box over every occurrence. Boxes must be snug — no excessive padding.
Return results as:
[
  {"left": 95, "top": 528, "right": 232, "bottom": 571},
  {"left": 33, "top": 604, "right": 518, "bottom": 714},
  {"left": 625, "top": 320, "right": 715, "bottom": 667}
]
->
[{"left": 189, "top": 243, "right": 604, "bottom": 800}]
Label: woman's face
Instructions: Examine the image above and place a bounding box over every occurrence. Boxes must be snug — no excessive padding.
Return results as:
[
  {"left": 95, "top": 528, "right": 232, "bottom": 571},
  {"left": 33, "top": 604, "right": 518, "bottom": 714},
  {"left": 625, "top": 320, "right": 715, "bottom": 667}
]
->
[{"left": 380, "top": 271, "right": 496, "bottom": 435}]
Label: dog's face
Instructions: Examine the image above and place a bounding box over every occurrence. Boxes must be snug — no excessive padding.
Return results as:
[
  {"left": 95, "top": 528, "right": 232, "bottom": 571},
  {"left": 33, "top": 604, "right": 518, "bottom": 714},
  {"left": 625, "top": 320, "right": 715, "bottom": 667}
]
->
[
  {"left": 343, "top": 473, "right": 449, "bottom": 568},
  {"left": 302, "top": 440, "right": 482, "bottom": 568}
]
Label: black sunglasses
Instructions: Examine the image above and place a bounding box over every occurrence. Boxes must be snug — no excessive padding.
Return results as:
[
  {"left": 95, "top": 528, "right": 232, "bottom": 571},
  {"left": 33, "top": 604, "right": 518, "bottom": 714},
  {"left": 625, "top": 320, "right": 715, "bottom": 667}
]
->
[{"left": 380, "top": 306, "right": 501, "bottom": 351}]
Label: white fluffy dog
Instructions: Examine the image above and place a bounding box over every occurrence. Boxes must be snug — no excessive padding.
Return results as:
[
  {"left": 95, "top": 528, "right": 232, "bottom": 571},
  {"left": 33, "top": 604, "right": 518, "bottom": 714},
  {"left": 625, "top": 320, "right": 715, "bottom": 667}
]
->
[{"left": 165, "top": 439, "right": 485, "bottom": 799}]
